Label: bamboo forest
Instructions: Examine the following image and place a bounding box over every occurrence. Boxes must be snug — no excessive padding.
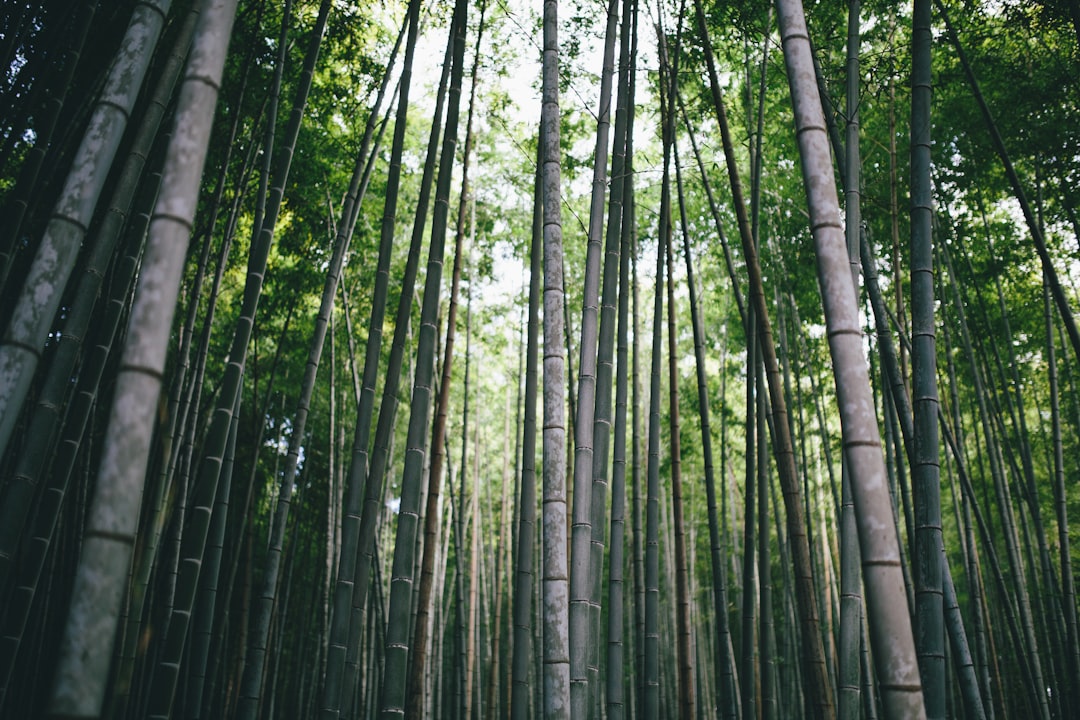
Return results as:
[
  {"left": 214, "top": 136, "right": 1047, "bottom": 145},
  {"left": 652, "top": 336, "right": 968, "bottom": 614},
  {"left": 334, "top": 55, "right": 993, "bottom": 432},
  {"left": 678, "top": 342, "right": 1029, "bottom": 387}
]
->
[{"left": 3, "top": 0, "right": 1080, "bottom": 717}]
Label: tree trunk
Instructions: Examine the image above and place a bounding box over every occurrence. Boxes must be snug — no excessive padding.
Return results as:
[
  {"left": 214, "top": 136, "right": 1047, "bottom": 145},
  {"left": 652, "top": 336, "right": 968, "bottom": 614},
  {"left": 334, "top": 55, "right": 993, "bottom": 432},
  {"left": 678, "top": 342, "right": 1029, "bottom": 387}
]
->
[
  {"left": 568, "top": 0, "right": 619, "bottom": 710},
  {"left": 695, "top": 2, "right": 835, "bottom": 715},
  {"left": 0, "top": 0, "right": 172, "bottom": 461},
  {"left": 378, "top": 0, "right": 469, "bottom": 711},
  {"left": 772, "top": 0, "right": 925, "bottom": 716},
  {"left": 541, "top": 0, "right": 570, "bottom": 714},
  {"left": 406, "top": 6, "right": 486, "bottom": 713},
  {"left": 46, "top": 0, "right": 237, "bottom": 714},
  {"left": 323, "top": 5, "right": 427, "bottom": 715},
  {"left": 511, "top": 146, "right": 543, "bottom": 720}
]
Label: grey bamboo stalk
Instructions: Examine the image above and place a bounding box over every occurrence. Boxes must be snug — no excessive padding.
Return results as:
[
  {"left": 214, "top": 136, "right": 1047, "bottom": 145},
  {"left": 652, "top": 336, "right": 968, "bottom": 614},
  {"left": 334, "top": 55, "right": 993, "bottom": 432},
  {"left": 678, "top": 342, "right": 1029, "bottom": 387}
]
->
[
  {"left": 910, "top": 1, "right": 945, "bottom": 715},
  {"left": 631, "top": 225, "right": 645, "bottom": 720},
  {"left": 772, "top": 0, "right": 925, "bottom": 717},
  {"left": 673, "top": 120, "right": 739, "bottom": 719},
  {"left": 463, "top": 350, "right": 479, "bottom": 720},
  {"left": 568, "top": 0, "right": 619, "bottom": 712},
  {"left": 606, "top": 127, "right": 633, "bottom": 720},
  {"left": 694, "top": 2, "right": 833, "bottom": 715},
  {"left": 45, "top": 0, "right": 236, "bottom": 714},
  {"left": 323, "top": 3, "right": 430, "bottom": 714},
  {"left": 156, "top": 0, "right": 265, "bottom": 524},
  {"left": 488, "top": 391, "right": 511, "bottom": 720},
  {"left": 234, "top": 22, "right": 362, "bottom": 712},
  {"left": 665, "top": 166, "right": 694, "bottom": 720},
  {"left": 0, "top": 1, "right": 198, "bottom": 592},
  {"left": 0, "top": 155, "right": 158, "bottom": 712},
  {"left": 149, "top": 16, "right": 251, "bottom": 720},
  {"left": 541, "top": 0, "right": 570, "bottom": 714},
  {"left": 838, "top": 3, "right": 863, "bottom": 716},
  {"left": 511, "top": 148, "right": 543, "bottom": 720},
  {"left": 406, "top": 7, "right": 485, "bottom": 711},
  {"left": 588, "top": 0, "right": 633, "bottom": 710},
  {"left": 646, "top": 41, "right": 676, "bottom": 700},
  {"left": 623, "top": 12, "right": 642, "bottom": 716},
  {"left": 146, "top": 1, "right": 332, "bottom": 713},
  {"left": 644, "top": 188, "right": 665, "bottom": 720},
  {"left": 0, "top": 0, "right": 171, "bottom": 461},
  {"left": 741, "top": 306, "right": 758, "bottom": 720},
  {"left": 757, "top": 370, "right": 776, "bottom": 720},
  {"left": 453, "top": 431, "right": 469, "bottom": 720},
  {"left": 378, "top": 0, "right": 468, "bottom": 712}
]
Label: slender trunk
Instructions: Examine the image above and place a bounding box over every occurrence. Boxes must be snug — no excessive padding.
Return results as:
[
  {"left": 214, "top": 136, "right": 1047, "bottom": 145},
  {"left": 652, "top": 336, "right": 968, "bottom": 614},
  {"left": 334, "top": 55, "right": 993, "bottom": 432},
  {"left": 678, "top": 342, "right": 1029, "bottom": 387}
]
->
[
  {"left": 741, "top": 313, "right": 758, "bottom": 720},
  {"left": 568, "top": 0, "right": 620, "bottom": 710},
  {"left": 758, "top": 371, "right": 776, "bottom": 720},
  {"left": 666, "top": 174, "right": 694, "bottom": 720},
  {"left": 838, "top": 5, "right": 863, "bottom": 716},
  {"left": 378, "top": 0, "right": 469, "bottom": 712},
  {"left": 910, "top": 1, "right": 945, "bottom": 715},
  {"left": 46, "top": 0, "right": 236, "bottom": 714},
  {"left": 511, "top": 145, "right": 543, "bottom": 720},
  {"left": 644, "top": 115, "right": 669, "bottom": 719},
  {"left": 606, "top": 102, "right": 634, "bottom": 718},
  {"left": 696, "top": 2, "right": 835, "bottom": 715},
  {"left": 773, "top": 0, "right": 925, "bottom": 716},
  {"left": 587, "top": 0, "right": 633, "bottom": 710},
  {"left": 406, "top": 7, "right": 486, "bottom": 714},
  {"left": 464, "top": 379, "right": 480, "bottom": 720},
  {"left": 0, "top": 0, "right": 173, "bottom": 461},
  {"left": 541, "top": 0, "right": 570, "bottom": 713}
]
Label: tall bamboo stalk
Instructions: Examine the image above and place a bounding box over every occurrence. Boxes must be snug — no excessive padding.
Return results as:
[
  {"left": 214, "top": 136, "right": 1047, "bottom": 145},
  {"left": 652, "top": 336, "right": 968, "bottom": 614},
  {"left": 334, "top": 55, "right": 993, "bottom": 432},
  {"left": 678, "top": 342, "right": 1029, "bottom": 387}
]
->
[
  {"left": 323, "top": 4, "right": 427, "bottom": 715},
  {"left": 644, "top": 62, "right": 673, "bottom": 709},
  {"left": 773, "top": 0, "right": 924, "bottom": 716},
  {"left": 837, "top": 5, "right": 863, "bottom": 718},
  {"left": 568, "top": 0, "right": 619, "bottom": 710},
  {"left": 0, "top": 0, "right": 172, "bottom": 461},
  {"left": 910, "top": 2, "right": 945, "bottom": 715},
  {"left": 541, "top": 0, "right": 570, "bottom": 715},
  {"left": 378, "top": 0, "right": 469, "bottom": 711},
  {"left": 46, "top": 0, "right": 237, "bottom": 713},
  {"left": 695, "top": 2, "right": 834, "bottom": 714},
  {"left": 511, "top": 147, "right": 543, "bottom": 720},
  {"left": 406, "top": 6, "right": 486, "bottom": 714},
  {"left": 606, "top": 108, "right": 634, "bottom": 719}
]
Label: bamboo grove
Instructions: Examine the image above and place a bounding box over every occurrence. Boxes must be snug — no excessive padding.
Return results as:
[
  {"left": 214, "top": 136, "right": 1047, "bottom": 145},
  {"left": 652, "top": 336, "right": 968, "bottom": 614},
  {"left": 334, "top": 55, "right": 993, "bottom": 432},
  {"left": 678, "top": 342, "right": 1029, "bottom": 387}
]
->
[{"left": 1, "top": 0, "right": 1079, "bottom": 717}]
